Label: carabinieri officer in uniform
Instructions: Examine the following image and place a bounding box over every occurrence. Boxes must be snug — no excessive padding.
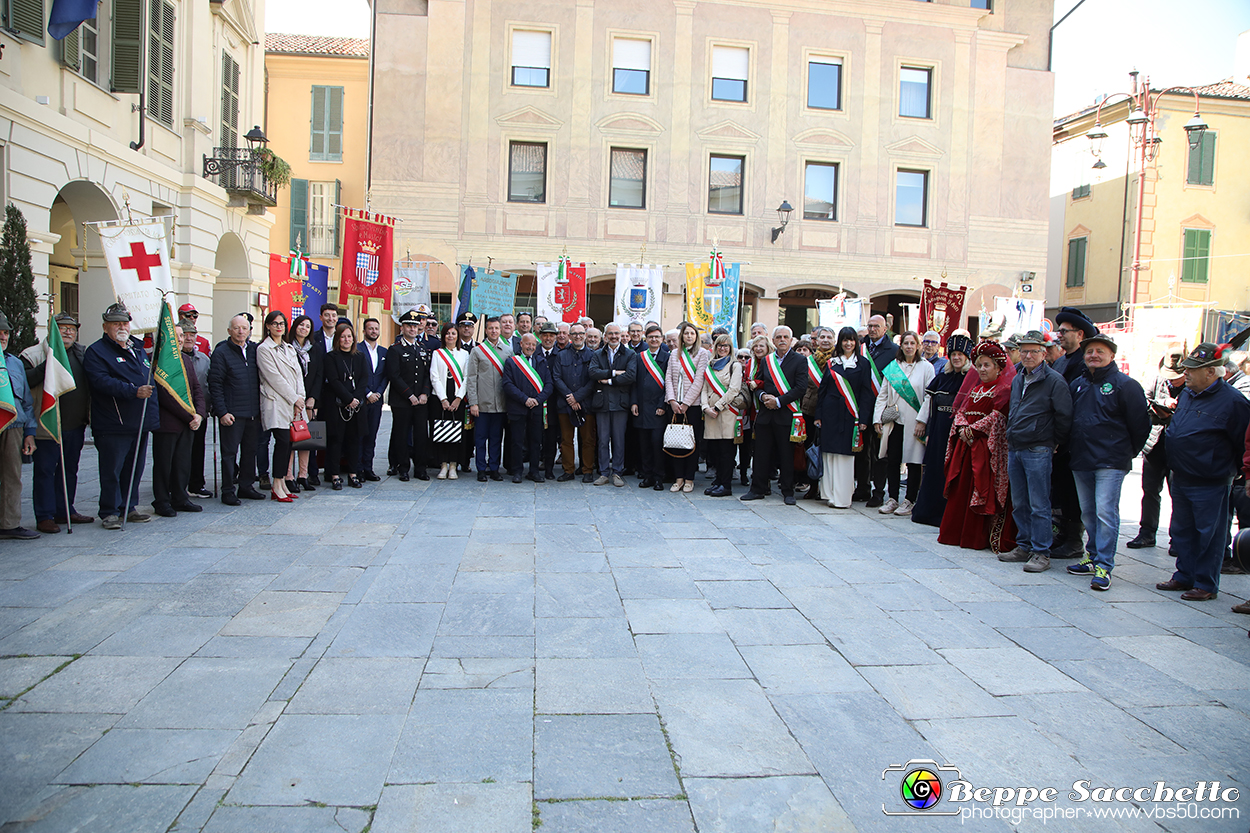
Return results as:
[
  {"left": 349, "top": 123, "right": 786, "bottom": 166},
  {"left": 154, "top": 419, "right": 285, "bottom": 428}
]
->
[{"left": 387, "top": 309, "right": 433, "bottom": 481}]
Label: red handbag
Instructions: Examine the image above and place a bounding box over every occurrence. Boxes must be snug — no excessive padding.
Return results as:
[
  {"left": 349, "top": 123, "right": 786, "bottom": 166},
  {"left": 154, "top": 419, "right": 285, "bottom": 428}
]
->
[{"left": 290, "top": 419, "right": 312, "bottom": 443}]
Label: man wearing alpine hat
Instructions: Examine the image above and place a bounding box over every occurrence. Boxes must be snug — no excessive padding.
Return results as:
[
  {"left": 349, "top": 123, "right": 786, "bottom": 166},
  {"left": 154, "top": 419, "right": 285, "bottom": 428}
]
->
[
  {"left": 1063, "top": 332, "right": 1149, "bottom": 590},
  {"left": 1050, "top": 306, "right": 1099, "bottom": 559},
  {"left": 1155, "top": 343, "right": 1250, "bottom": 601},
  {"left": 177, "top": 303, "right": 212, "bottom": 355}
]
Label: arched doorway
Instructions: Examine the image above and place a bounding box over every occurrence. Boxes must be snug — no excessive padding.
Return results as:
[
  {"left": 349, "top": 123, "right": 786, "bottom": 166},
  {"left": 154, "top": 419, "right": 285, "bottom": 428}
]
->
[
  {"left": 778, "top": 285, "right": 840, "bottom": 335},
  {"left": 211, "top": 233, "right": 252, "bottom": 340},
  {"left": 51, "top": 180, "right": 119, "bottom": 326}
]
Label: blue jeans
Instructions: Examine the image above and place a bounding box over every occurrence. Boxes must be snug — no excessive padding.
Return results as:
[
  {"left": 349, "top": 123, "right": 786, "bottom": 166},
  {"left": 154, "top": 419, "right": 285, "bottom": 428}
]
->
[
  {"left": 474, "top": 412, "right": 505, "bottom": 472},
  {"left": 1073, "top": 468, "right": 1127, "bottom": 571},
  {"left": 32, "top": 426, "right": 85, "bottom": 521},
  {"left": 1008, "top": 447, "right": 1054, "bottom": 553},
  {"left": 1169, "top": 476, "right": 1232, "bottom": 593}
]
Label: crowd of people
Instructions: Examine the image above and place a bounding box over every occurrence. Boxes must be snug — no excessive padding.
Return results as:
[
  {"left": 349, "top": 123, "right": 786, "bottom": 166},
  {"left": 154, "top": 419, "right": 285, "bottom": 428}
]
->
[{"left": 3, "top": 301, "right": 1249, "bottom": 610}]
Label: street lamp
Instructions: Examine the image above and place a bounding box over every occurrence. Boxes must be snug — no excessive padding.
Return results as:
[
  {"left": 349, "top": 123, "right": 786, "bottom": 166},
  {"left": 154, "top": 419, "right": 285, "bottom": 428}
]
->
[
  {"left": 1085, "top": 74, "right": 1208, "bottom": 306},
  {"left": 244, "top": 126, "right": 268, "bottom": 150},
  {"left": 771, "top": 200, "right": 793, "bottom": 244}
]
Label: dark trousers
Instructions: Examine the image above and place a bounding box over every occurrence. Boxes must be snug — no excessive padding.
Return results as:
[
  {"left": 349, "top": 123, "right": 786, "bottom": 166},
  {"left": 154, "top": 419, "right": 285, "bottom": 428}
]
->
[
  {"left": 856, "top": 431, "right": 880, "bottom": 497},
  {"left": 189, "top": 418, "right": 207, "bottom": 491},
  {"left": 883, "top": 428, "right": 906, "bottom": 500},
  {"left": 389, "top": 402, "right": 428, "bottom": 475},
  {"left": 1051, "top": 447, "right": 1082, "bottom": 526},
  {"left": 709, "top": 438, "right": 736, "bottom": 489},
  {"left": 152, "top": 429, "right": 193, "bottom": 510},
  {"left": 738, "top": 429, "right": 753, "bottom": 482},
  {"left": 671, "top": 410, "right": 702, "bottom": 480},
  {"left": 326, "top": 414, "right": 361, "bottom": 477},
  {"left": 870, "top": 431, "right": 890, "bottom": 497},
  {"left": 542, "top": 419, "right": 559, "bottom": 475},
  {"left": 1169, "top": 476, "right": 1232, "bottom": 594},
  {"left": 508, "top": 410, "right": 544, "bottom": 476},
  {"left": 637, "top": 426, "right": 665, "bottom": 483},
  {"left": 625, "top": 413, "right": 639, "bottom": 473},
  {"left": 474, "top": 412, "right": 505, "bottom": 472},
  {"left": 751, "top": 419, "right": 795, "bottom": 496},
  {"left": 360, "top": 399, "right": 383, "bottom": 475},
  {"left": 32, "top": 426, "right": 85, "bottom": 521},
  {"left": 96, "top": 430, "right": 149, "bottom": 519},
  {"left": 270, "top": 428, "right": 292, "bottom": 489},
  {"left": 1139, "top": 440, "right": 1170, "bottom": 537},
  {"left": 596, "top": 410, "right": 628, "bottom": 476},
  {"left": 219, "top": 416, "right": 259, "bottom": 497},
  {"left": 256, "top": 428, "right": 271, "bottom": 480}
]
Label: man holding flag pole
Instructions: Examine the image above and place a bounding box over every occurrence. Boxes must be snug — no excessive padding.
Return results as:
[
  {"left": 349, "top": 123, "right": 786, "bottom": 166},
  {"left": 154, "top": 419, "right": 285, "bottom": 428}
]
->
[
  {"left": 0, "top": 312, "right": 40, "bottom": 539},
  {"left": 20, "top": 312, "right": 92, "bottom": 534}
]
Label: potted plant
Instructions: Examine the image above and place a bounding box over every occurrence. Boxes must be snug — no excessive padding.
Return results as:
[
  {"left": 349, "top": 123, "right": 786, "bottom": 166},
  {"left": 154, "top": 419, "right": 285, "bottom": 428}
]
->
[{"left": 253, "top": 148, "right": 292, "bottom": 188}]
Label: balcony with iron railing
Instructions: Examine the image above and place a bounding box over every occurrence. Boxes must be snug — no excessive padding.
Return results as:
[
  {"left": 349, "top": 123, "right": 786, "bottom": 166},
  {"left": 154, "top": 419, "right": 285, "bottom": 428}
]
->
[{"left": 203, "top": 147, "right": 279, "bottom": 212}]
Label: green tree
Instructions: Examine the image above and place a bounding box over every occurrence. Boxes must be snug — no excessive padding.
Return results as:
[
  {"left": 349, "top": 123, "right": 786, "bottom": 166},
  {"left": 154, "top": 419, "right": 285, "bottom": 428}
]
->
[{"left": 0, "top": 203, "right": 39, "bottom": 354}]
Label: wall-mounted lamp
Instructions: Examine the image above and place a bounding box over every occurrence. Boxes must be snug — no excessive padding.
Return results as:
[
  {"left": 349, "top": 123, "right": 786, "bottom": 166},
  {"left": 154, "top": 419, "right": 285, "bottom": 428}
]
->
[{"left": 770, "top": 200, "right": 793, "bottom": 244}]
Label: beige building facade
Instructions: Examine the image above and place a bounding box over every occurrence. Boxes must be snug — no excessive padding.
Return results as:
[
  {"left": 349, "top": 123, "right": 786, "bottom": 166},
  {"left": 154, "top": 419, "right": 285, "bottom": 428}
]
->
[
  {"left": 368, "top": 0, "right": 1054, "bottom": 335},
  {"left": 0, "top": 0, "right": 279, "bottom": 339}
]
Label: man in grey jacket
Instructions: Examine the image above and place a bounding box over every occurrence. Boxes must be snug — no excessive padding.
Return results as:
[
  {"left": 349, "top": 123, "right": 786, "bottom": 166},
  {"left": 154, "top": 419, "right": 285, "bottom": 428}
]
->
[
  {"left": 1000, "top": 330, "right": 1073, "bottom": 573},
  {"left": 465, "top": 316, "right": 514, "bottom": 482}
]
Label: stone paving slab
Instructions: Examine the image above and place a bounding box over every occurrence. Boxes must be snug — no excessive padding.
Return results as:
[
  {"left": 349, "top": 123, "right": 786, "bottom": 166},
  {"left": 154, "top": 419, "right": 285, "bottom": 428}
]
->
[{"left": 2, "top": 430, "right": 1249, "bottom": 831}]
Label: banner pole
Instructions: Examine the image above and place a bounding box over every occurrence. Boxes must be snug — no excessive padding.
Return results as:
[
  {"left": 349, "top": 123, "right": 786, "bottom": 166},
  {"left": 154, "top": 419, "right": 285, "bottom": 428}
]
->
[
  {"left": 58, "top": 438, "right": 73, "bottom": 534},
  {"left": 119, "top": 349, "right": 156, "bottom": 530}
]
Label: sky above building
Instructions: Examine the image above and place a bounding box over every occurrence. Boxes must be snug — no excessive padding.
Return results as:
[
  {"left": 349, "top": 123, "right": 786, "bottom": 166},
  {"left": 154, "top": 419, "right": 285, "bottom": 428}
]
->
[{"left": 264, "top": 0, "right": 1250, "bottom": 118}]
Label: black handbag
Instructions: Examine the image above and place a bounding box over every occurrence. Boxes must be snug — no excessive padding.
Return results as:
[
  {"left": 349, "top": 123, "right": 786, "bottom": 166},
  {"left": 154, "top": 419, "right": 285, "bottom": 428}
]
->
[{"left": 291, "top": 420, "right": 327, "bottom": 450}]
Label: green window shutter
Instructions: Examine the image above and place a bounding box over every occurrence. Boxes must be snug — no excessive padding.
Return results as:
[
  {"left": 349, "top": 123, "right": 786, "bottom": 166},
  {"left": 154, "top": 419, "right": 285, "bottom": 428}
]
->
[
  {"left": 1181, "top": 229, "right": 1210, "bottom": 283},
  {"left": 111, "top": 0, "right": 142, "bottom": 94},
  {"left": 310, "top": 86, "right": 327, "bottom": 160},
  {"left": 7, "top": 0, "right": 46, "bottom": 45},
  {"left": 1066, "top": 237, "right": 1086, "bottom": 288},
  {"left": 62, "top": 25, "right": 81, "bottom": 71},
  {"left": 146, "top": 0, "right": 175, "bottom": 127},
  {"left": 1187, "top": 133, "right": 1216, "bottom": 186},
  {"left": 334, "top": 179, "right": 342, "bottom": 253},
  {"left": 327, "top": 86, "right": 343, "bottom": 161},
  {"left": 221, "top": 51, "right": 239, "bottom": 148},
  {"left": 289, "top": 178, "right": 309, "bottom": 253}
]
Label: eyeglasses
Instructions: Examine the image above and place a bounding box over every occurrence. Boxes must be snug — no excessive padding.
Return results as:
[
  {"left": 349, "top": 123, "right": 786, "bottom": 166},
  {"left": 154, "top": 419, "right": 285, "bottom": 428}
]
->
[
  {"left": 1057, "top": 327, "right": 1076, "bottom": 335},
  {"left": 922, "top": 340, "right": 939, "bottom": 345}
]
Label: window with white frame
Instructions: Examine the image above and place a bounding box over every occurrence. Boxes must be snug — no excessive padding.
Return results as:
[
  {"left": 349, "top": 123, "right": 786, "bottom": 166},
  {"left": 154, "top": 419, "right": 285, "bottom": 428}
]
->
[
  {"left": 711, "top": 45, "right": 749, "bottom": 102},
  {"left": 612, "top": 38, "right": 650, "bottom": 95},
  {"left": 308, "top": 182, "right": 339, "bottom": 256},
  {"left": 511, "top": 30, "right": 552, "bottom": 88}
]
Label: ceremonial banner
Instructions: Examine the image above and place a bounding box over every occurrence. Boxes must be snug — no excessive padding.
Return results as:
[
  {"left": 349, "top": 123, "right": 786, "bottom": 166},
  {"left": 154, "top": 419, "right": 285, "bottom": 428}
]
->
[
  {"left": 99, "top": 220, "right": 173, "bottom": 331},
  {"left": 817, "top": 295, "right": 868, "bottom": 331},
  {"left": 613, "top": 264, "right": 663, "bottom": 328},
  {"left": 537, "top": 259, "right": 587, "bottom": 323},
  {"left": 919, "top": 279, "right": 967, "bottom": 345},
  {"left": 992, "top": 296, "right": 1043, "bottom": 340},
  {"left": 153, "top": 300, "right": 195, "bottom": 416},
  {"left": 452, "top": 265, "right": 474, "bottom": 322},
  {"left": 303, "top": 262, "right": 330, "bottom": 318},
  {"left": 39, "top": 313, "right": 77, "bottom": 440},
  {"left": 470, "top": 269, "right": 519, "bottom": 319},
  {"left": 392, "top": 262, "right": 432, "bottom": 323},
  {"left": 339, "top": 209, "right": 396, "bottom": 312},
  {"left": 685, "top": 253, "right": 740, "bottom": 343},
  {"left": 269, "top": 253, "right": 330, "bottom": 320}
]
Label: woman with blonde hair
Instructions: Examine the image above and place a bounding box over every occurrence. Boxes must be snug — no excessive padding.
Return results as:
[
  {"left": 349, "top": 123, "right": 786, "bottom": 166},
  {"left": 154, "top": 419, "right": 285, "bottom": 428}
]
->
[
  {"left": 701, "top": 333, "right": 743, "bottom": 497},
  {"left": 257, "top": 311, "right": 305, "bottom": 502},
  {"left": 664, "top": 321, "right": 710, "bottom": 493}
]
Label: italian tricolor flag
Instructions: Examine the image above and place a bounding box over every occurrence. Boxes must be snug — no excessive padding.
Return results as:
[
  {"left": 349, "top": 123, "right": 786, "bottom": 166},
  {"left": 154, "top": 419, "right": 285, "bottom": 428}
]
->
[{"left": 39, "top": 316, "right": 76, "bottom": 441}]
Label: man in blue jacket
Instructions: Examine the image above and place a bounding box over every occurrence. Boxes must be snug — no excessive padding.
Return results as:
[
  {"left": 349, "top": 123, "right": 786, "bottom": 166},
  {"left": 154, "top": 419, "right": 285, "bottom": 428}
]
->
[
  {"left": 502, "top": 333, "right": 553, "bottom": 483},
  {"left": 1155, "top": 343, "right": 1250, "bottom": 601},
  {"left": 551, "top": 322, "right": 597, "bottom": 482},
  {"left": 1063, "top": 333, "right": 1149, "bottom": 590},
  {"left": 82, "top": 303, "right": 161, "bottom": 529},
  {"left": 208, "top": 314, "right": 266, "bottom": 505}
]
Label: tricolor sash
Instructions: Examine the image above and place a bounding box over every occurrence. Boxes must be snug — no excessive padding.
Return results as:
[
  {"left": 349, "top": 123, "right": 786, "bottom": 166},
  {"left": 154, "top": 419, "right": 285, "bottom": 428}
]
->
[
  {"left": 861, "top": 343, "right": 882, "bottom": 396},
  {"left": 703, "top": 366, "right": 739, "bottom": 416},
  {"left": 764, "top": 354, "right": 799, "bottom": 413},
  {"left": 677, "top": 347, "right": 696, "bottom": 384},
  {"left": 882, "top": 360, "right": 922, "bottom": 413},
  {"left": 437, "top": 349, "right": 464, "bottom": 390},
  {"left": 806, "top": 355, "right": 824, "bottom": 386},
  {"left": 512, "top": 355, "right": 544, "bottom": 393},
  {"left": 478, "top": 341, "right": 505, "bottom": 374},
  {"left": 640, "top": 350, "right": 664, "bottom": 388},
  {"left": 831, "top": 366, "right": 859, "bottom": 420}
]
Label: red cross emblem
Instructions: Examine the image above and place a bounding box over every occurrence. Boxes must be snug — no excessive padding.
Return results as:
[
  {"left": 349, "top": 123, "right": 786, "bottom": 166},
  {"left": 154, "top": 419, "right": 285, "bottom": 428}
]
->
[{"left": 119, "top": 241, "right": 163, "bottom": 282}]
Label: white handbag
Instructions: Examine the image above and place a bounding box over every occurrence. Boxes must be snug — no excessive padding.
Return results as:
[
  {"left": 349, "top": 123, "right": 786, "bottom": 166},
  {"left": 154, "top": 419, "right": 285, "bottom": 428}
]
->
[{"left": 664, "top": 414, "right": 695, "bottom": 457}]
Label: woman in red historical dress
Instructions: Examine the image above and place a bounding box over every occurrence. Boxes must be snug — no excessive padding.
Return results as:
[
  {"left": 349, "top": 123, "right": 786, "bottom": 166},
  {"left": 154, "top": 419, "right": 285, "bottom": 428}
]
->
[{"left": 937, "top": 340, "right": 1017, "bottom": 553}]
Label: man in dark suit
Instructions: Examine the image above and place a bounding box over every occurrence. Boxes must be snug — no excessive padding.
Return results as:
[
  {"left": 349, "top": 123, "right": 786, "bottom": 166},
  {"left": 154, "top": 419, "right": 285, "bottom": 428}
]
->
[
  {"left": 859, "top": 314, "right": 899, "bottom": 507},
  {"left": 533, "top": 322, "right": 561, "bottom": 477},
  {"left": 208, "top": 314, "right": 266, "bottom": 505},
  {"left": 387, "top": 310, "right": 432, "bottom": 481},
  {"left": 589, "top": 323, "right": 637, "bottom": 486},
  {"left": 501, "top": 333, "right": 553, "bottom": 483},
  {"left": 551, "top": 322, "right": 598, "bottom": 483},
  {"left": 358, "top": 318, "right": 388, "bottom": 481},
  {"left": 631, "top": 324, "right": 670, "bottom": 490},
  {"left": 305, "top": 302, "right": 341, "bottom": 487},
  {"left": 741, "top": 325, "right": 808, "bottom": 505}
]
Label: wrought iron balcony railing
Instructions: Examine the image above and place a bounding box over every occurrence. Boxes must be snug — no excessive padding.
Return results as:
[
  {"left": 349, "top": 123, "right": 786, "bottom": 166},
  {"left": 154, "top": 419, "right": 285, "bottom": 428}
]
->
[{"left": 203, "top": 147, "right": 278, "bottom": 208}]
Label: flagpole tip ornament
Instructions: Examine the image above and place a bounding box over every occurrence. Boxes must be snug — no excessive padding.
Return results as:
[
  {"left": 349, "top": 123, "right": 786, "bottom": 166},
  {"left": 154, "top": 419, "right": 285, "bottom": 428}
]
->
[{"left": 102, "top": 303, "right": 132, "bottom": 323}]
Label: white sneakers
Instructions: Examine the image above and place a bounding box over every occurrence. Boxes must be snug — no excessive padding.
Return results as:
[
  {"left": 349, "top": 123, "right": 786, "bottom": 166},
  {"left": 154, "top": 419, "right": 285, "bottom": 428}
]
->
[
  {"left": 878, "top": 498, "right": 899, "bottom": 514},
  {"left": 894, "top": 499, "right": 914, "bottom": 516}
]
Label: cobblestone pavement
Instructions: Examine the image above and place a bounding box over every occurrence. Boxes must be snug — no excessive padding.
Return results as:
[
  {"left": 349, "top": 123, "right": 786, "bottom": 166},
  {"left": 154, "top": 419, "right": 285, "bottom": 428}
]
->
[{"left": 1, "top": 415, "right": 1248, "bottom": 832}]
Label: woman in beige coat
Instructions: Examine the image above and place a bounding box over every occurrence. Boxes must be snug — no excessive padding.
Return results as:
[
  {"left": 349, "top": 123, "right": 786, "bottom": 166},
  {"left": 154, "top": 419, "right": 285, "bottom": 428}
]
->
[
  {"left": 257, "top": 310, "right": 306, "bottom": 502},
  {"left": 700, "top": 333, "right": 744, "bottom": 496}
]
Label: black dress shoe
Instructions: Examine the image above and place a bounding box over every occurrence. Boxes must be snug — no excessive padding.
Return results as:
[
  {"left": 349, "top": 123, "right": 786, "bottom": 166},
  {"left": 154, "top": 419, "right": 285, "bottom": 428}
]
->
[
  {"left": 513, "top": 473, "right": 524, "bottom": 483},
  {"left": 308, "top": 475, "right": 321, "bottom": 486},
  {"left": 154, "top": 506, "right": 177, "bottom": 518},
  {"left": 238, "top": 488, "right": 267, "bottom": 501},
  {"left": 415, "top": 471, "right": 429, "bottom": 481},
  {"left": 349, "top": 476, "right": 362, "bottom": 488},
  {"left": 704, "top": 486, "right": 715, "bottom": 496},
  {"left": 399, "top": 473, "right": 410, "bottom": 482},
  {"left": 173, "top": 503, "right": 203, "bottom": 512},
  {"left": 740, "top": 492, "right": 766, "bottom": 501},
  {"left": 739, "top": 474, "right": 749, "bottom": 487},
  {"left": 331, "top": 479, "right": 344, "bottom": 491},
  {"left": 386, "top": 467, "right": 398, "bottom": 476},
  {"left": 558, "top": 472, "right": 576, "bottom": 482},
  {"left": 582, "top": 473, "right": 595, "bottom": 483},
  {"left": 477, "top": 472, "right": 488, "bottom": 482},
  {"left": 490, "top": 471, "right": 504, "bottom": 482},
  {"left": 708, "top": 485, "right": 729, "bottom": 497},
  {"left": 865, "top": 494, "right": 884, "bottom": 508},
  {"left": 222, "top": 493, "right": 241, "bottom": 506},
  {"left": 545, "top": 471, "right": 555, "bottom": 479},
  {"left": 528, "top": 473, "right": 545, "bottom": 483},
  {"left": 784, "top": 495, "right": 797, "bottom": 506},
  {"left": 363, "top": 471, "right": 381, "bottom": 482},
  {"left": 1126, "top": 534, "right": 1156, "bottom": 549},
  {"left": 638, "top": 478, "right": 652, "bottom": 488},
  {"left": 653, "top": 482, "right": 663, "bottom": 491}
]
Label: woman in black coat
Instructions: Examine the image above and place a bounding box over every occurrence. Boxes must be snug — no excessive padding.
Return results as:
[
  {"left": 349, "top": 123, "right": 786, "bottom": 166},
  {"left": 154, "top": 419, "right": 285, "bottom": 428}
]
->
[
  {"left": 911, "top": 333, "right": 973, "bottom": 527},
  {"left": 630, "top": 324, "right": 671, "bottom": 490},
  {"left": 814, "top": 326, "right": 871, "bottom": 508},
  {"left": 322, "top": 322, "right": 368, "bottom": 490}
]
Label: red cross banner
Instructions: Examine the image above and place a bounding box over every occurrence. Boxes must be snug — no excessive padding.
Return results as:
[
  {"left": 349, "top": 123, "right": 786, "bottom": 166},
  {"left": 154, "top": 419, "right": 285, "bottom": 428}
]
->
[
  {"left": 339, "top": 208, "right": 396, "bottom": 313},
  {"left": 919, "top": 278, "right": 968, "bottom": 346},
  {"left": 99, "top": 220, "right": 174, "bottom": 331}
]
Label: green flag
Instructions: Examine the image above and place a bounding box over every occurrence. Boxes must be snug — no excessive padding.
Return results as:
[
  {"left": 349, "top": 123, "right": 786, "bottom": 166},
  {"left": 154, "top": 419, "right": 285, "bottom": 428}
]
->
[
  {"left": 0, "top": 361, "right": 16, "bottom": 433},
  {"left": 154, "top": 300, "right": 195, "bottom": 416}
]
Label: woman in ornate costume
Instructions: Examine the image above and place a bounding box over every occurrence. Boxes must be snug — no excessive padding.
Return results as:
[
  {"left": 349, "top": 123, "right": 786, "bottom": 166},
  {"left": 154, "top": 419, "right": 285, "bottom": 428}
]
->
[{"left": 911, "top": 334, "right": 973, "bottom": 527}]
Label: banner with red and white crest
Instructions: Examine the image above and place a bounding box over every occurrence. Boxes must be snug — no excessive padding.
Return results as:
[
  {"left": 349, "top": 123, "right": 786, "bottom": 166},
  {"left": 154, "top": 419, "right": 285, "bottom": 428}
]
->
[
  {"left": 537, "top": 257, "right": 586, "bottom": 323},
  {"left": 99, "top": 220, "right": 173, "bottom": 332},
  {"left": 339, "top": 209, "right": 396, "bottom": 312},
  {"left": 919, "top": 278, "right": 967, "bottom": 346}
]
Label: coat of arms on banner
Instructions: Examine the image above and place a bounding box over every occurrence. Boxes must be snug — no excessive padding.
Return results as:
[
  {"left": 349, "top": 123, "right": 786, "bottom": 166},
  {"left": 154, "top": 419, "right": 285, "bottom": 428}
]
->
[{"left": 356, "top": 239, "right": 381, "bottom": 287}]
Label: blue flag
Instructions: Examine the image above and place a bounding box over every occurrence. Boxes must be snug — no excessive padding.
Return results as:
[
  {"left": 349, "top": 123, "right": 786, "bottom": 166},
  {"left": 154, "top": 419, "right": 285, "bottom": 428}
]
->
[
  {"left": 48, "top": 0, "right": 99, "bottom": 39},
  {"left": 452, "top": 265, "right": 474, "bottom": 322},
  {"left": 303, "top": 262, "right": 330, "bottom": 318}
]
